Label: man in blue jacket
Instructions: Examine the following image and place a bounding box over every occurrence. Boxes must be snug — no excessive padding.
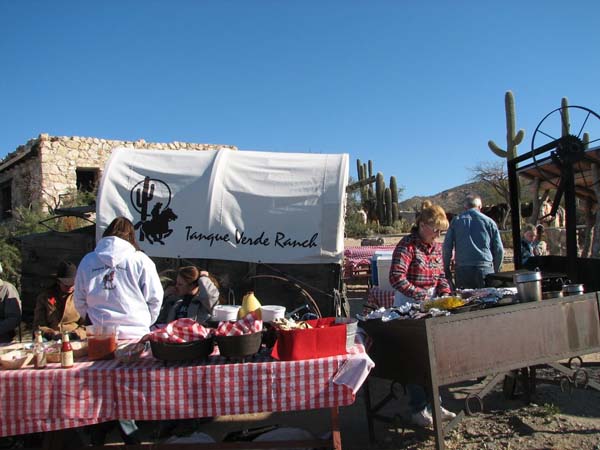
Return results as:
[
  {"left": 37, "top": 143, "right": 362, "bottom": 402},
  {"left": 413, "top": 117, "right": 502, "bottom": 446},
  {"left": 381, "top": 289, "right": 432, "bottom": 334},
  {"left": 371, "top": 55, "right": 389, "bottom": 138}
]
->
[{"left": 443, "top": 194, "right": 504, "bottom": 289}]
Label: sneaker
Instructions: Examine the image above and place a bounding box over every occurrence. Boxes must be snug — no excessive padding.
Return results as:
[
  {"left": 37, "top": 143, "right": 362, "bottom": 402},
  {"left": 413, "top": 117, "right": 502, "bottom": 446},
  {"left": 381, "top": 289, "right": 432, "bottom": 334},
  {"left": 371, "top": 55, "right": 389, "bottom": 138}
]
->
[
  {"left": 411, "top": 408, "right": 433, "bottom": 427},
  {"left": 440, "top": 406, "right": 456, "bottom": 420}
]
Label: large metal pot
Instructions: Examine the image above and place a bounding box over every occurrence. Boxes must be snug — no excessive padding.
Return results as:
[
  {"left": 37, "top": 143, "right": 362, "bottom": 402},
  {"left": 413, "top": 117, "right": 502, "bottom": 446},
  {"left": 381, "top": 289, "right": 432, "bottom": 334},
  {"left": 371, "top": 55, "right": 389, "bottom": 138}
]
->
[{"left": 514, "top": 271, "right": 542, "bottom": 302}]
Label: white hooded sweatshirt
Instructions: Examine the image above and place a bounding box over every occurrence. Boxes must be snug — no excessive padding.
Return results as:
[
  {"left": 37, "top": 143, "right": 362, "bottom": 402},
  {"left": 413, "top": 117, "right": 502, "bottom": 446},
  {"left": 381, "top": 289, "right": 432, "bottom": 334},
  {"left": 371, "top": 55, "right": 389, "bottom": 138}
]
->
[{"left": 74, "top": 236, "right": 164, "bottom": 339}]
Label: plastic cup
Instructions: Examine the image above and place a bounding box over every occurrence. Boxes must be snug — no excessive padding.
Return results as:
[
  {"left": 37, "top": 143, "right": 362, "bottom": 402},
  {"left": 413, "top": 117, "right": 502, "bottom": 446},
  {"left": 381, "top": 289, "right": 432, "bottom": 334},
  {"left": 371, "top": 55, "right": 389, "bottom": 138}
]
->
[{"left": 86, "top": 325, "right": 118, "bottom": 360}]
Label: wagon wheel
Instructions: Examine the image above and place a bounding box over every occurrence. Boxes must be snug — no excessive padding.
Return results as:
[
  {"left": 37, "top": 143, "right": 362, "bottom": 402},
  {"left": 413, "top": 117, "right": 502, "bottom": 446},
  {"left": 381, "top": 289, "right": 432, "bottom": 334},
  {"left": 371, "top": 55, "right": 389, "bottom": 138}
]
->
[
  {"left": 246, "top": 274, "right": 323, "bottom": 319},
  {"left": 530, "top": 106, "right": 600, "bottom": 211}
]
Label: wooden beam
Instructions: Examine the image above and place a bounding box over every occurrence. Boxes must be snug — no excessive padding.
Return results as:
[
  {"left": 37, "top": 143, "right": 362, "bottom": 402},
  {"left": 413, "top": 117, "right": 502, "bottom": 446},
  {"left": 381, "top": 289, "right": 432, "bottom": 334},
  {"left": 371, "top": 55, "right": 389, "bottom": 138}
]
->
[{"left": 345, "top": 176, "right": 376, "bottom": 193}]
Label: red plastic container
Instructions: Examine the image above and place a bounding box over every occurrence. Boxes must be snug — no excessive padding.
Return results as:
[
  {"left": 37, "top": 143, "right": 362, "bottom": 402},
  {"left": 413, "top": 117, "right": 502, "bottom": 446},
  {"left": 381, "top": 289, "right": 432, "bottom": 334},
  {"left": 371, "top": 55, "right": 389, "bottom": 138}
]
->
[{"left": 271, "top": 317, "right": 347, "bottom": 361}]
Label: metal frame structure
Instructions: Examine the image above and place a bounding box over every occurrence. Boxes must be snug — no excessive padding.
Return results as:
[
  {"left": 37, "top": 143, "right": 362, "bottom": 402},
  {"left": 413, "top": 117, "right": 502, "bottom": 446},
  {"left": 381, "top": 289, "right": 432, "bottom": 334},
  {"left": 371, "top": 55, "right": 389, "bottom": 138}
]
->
[{"left": 507, "top": 105, "right": 600, "bottom": 279}]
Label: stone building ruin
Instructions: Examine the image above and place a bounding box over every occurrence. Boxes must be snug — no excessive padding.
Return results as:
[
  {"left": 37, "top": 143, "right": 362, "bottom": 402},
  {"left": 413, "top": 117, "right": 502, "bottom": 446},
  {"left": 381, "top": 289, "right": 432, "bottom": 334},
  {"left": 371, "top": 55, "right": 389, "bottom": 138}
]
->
[{"left": 0, "top": 133, "right": 237, "bottom": 220}]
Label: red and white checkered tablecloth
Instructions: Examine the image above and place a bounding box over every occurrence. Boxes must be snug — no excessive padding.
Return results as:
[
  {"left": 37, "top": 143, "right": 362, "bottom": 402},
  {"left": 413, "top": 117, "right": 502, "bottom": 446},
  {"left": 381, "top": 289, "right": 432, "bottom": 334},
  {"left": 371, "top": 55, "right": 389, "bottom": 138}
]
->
[
  {"left": 366, "top": 286, "right": 396, "bottom": 310},
  {"left": 0, "top": 342, "right": 369, "bottom": 437},
  {"left": 343, "top": 246, "right": 395, "bottom": 260},
  {"left": 343, "top": 246, "right": 395, "bottom": 280}
]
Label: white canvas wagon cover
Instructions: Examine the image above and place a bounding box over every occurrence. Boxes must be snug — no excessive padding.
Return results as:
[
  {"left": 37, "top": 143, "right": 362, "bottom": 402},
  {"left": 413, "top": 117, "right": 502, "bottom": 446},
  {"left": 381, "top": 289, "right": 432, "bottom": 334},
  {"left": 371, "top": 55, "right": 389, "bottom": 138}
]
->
[{"left": 96, "top": 148, "right": 349, "bottom": 264}]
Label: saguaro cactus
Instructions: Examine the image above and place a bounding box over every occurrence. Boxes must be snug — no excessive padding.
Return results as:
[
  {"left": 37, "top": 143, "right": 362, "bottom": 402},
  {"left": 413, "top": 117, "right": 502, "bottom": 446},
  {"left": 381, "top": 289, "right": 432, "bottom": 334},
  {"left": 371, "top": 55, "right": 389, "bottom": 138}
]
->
[
  {"left": 384, "top": 187, "right": 393, "bottom": 226},
  {"left": 560, "top": 97, "right": 570, "bottom": 136},
  {"left": 389, "top": 176, "right": 399, "bottom": 222},
  {"left": 376, "top": 172, "right": 385, "bottom": 224},
  {"left": 135, "top": 176, "right": 155, "bottom": 241},
  {"left": 488, "top": 91, "right": 525, "bottom": 161}
]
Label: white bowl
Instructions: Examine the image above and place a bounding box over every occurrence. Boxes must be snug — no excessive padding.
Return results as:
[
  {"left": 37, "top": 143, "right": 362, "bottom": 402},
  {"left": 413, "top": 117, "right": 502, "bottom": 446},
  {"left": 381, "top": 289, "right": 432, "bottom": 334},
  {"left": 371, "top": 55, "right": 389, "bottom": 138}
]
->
[
  {"left": 261, "top": 305, "right": 286, "bottom": 322},
  {"left": 212, "top": 305, "right": 241, "bottom": 322}
]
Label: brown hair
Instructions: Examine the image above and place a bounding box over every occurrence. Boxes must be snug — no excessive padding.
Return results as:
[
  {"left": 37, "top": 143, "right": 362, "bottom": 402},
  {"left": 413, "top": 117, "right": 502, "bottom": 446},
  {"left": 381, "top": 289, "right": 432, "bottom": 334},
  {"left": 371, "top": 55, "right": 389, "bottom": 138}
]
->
[
  {"left": 522, "top": 223, "right": 536, "bottom": 235},
  {"left": 416, "top": 200, "right": 449, "bottom": 231},
  {"left": 103, "top": 216, "right": 140, "bottom": 251},
  {"left": 177, "top": 265, "right": 220, "bottom": 289}
]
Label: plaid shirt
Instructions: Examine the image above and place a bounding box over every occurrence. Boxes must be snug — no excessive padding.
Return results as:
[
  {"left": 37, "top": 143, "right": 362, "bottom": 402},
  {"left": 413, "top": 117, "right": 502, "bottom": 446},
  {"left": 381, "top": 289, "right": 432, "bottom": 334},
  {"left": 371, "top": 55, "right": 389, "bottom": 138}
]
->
[{"left": 389, "top": 231, "right": 451, "bottom": 301}]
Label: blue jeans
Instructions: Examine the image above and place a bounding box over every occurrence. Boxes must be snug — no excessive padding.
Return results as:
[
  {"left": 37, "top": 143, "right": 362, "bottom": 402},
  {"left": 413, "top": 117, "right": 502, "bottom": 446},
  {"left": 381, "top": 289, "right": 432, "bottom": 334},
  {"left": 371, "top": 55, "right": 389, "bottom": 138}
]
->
[
  {"left": 455, "top": 265, "right": 494, "bottom": 289},
  {"left": 407, "top": 384, "right": 428, "bottom": 413},
  {"left": 407, "top": 384, "right": 445, "bottom": 414}
]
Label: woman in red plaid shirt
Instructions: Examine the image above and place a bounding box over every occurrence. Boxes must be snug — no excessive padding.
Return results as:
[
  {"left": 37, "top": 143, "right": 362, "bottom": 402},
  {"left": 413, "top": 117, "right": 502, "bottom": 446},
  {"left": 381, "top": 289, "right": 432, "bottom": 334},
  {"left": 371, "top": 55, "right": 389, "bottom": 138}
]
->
[
  {"left": 389, "top": 201, "right": 456, "bottom": 427},
  {"left": 389, "top": 200, "right": 451, "bottom": 305}
]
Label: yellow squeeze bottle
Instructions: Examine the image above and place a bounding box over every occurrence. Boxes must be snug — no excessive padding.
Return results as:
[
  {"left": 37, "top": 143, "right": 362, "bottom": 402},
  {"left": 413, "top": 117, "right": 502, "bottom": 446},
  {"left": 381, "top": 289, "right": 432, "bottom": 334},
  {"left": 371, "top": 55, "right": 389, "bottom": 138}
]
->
[{"left": 238, "top": 291, "right": 262, "bottom": 319}]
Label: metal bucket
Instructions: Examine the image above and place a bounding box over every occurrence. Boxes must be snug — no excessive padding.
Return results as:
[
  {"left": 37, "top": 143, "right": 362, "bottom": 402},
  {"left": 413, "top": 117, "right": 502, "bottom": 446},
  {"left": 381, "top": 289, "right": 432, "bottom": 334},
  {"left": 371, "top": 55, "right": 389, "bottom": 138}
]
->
[{"left": 514, "top": 271, "right": 542, "bottom": 302}]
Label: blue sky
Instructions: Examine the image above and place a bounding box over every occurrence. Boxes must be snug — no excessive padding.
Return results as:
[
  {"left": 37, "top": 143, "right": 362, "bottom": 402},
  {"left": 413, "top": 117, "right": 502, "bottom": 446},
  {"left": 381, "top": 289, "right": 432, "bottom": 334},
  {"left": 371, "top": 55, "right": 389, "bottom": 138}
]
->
[{"left": 1, "top": 1, "right": 599, "bottom": 199}]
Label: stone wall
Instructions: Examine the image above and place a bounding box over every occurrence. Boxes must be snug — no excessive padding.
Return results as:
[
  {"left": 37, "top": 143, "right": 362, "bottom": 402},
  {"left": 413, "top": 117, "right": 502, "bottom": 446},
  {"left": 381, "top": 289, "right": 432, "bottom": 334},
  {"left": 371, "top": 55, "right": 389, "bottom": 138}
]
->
[
  {"left": 0, "top": 133, "right": 237, "bottom": 215},
  {"left": 0, "top": 138, "right": 43, "bottom": 215}
]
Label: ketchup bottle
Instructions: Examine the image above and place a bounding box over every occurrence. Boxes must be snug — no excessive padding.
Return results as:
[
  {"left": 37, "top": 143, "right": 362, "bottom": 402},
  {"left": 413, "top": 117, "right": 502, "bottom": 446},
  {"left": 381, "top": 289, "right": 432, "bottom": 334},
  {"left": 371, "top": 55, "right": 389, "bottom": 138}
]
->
[{"left": 60, "top": 331, "right": 74, "bottom": 368}]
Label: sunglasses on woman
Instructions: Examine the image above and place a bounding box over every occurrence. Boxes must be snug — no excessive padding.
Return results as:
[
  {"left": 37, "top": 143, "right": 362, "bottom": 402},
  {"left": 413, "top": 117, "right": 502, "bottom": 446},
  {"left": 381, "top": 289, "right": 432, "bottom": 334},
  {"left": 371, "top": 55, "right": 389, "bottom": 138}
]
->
[{"left": 422, "top": 223, "right": 445, "bottom": 234}]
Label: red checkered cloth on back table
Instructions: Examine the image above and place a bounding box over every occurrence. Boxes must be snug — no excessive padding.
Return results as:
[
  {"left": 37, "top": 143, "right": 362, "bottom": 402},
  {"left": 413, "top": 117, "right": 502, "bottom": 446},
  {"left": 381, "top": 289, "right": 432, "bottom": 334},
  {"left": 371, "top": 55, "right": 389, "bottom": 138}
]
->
[
  {"left": 145, "top": 318, "right": 212, "bottom": 343},
  {"left": 343, "top": 246, "right": 395, "bottom": 271},
  {"left": 215, "top": 312, "right": 263, "bottom": 336}
]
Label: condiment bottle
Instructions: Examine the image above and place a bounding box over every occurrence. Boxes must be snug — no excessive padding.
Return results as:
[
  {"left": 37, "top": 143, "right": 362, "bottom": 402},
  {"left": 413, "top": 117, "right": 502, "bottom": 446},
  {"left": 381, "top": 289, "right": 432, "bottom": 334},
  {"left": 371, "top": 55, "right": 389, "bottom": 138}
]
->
[
  {"left": 60, "top": 331, "right": 74, "bottom": 369},
  {"left": 33, "top": 329, "right": 47, "bottom": 369},
  {"left": 238, "top": 291, "right": 262, "bottom": 319}
]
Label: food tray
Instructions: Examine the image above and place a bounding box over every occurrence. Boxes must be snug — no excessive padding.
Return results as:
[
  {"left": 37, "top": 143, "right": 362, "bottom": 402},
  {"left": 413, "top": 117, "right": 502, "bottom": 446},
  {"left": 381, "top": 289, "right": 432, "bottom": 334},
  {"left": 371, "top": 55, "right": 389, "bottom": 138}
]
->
[
  {"left": 0, "top": 351, "right": 32, "bottom": 370},
  {"left": 216, "top": 332, "right": 262, "bottom": 358},
  {"left": 150, "top": 338, "right": 214, "bottom": 361}
]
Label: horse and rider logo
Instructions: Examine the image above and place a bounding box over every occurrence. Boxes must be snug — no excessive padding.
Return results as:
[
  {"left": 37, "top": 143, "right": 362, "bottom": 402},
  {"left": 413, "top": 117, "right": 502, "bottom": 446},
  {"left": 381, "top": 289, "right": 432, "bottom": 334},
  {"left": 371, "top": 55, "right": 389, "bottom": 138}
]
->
[
  {"left": 102, "top": 269, "right": 116, "bottom": 290},
  {"left": 131, "top": 176, "right": 178, "bottom": 245}
]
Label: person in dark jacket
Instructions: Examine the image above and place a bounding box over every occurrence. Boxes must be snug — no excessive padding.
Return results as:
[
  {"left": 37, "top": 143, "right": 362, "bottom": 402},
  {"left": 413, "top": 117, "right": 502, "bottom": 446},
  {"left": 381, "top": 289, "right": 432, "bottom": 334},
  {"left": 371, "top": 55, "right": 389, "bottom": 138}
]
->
[
  {"left": 156, "top": 266, "right": 220, "bottom": 325},
  {"left": 0, "top": 263, "right": 21, "bottom": 343},
  {"left": 33, "top": 261, "right": 86, "bottom": 340}
]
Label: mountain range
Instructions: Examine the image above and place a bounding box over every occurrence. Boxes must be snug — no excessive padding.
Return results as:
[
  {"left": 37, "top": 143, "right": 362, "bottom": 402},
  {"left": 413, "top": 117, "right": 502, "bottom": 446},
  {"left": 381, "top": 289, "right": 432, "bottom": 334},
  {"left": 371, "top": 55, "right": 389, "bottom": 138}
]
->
[{"left": 398, "top": 181, "right": 501, "bottom": 215}]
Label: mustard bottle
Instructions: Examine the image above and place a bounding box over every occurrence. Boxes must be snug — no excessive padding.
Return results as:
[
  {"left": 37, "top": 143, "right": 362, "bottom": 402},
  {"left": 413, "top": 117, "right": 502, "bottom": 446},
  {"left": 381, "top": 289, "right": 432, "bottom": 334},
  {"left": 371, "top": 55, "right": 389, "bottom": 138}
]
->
[{"left": 238, "top": 291, "right": 262, "bottom": 319}]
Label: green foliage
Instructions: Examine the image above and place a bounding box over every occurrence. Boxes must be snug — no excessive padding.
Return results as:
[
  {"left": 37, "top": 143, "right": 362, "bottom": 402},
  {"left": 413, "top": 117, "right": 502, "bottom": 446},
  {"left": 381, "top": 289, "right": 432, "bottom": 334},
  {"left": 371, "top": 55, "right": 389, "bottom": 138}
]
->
[
  {"left": 59, "top": 188, "right": 97, "bottom": 209},
  {"left": 0, "top": 236, "right": 21, "bottom": 289},
  {"left": 0, "top": 187, "right": 97, "bottom": 289},
  {"left": 394, "top": 219, "right": 412, "bottom": 233},
  {"left": 345, "top": 212, "right": 370, "bottom": 238},
  {"left": 0, "top": 205, "right": 51, "bottom": 289}
]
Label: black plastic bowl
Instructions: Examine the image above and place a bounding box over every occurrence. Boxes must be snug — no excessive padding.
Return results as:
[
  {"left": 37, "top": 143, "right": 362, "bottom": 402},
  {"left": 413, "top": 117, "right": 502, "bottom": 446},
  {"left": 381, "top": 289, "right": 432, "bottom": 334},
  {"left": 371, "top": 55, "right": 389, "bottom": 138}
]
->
[
  {"left": 216, "top": 332, "right": 262, "bottom": 358},
  {"left": 150, "top": 338, "right": 214, "bottom": 362}
]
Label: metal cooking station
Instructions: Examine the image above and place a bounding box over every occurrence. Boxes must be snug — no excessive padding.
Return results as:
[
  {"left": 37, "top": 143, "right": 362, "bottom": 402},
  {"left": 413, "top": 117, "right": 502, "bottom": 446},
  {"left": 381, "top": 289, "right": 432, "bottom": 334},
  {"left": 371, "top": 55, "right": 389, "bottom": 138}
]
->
[{"left": 361, "top": 293, "right": 600, "bottom": 450}]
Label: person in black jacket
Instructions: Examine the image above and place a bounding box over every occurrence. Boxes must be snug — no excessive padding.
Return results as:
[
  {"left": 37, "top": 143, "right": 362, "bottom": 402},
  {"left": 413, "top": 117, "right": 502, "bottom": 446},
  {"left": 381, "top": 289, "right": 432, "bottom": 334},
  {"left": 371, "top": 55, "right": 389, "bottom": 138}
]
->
[
  {"left": 0, "top": 263, "right": 21, "bottom": 343},
  {"left": 156, "top": 266, "right": 220, "bottom": 325}
]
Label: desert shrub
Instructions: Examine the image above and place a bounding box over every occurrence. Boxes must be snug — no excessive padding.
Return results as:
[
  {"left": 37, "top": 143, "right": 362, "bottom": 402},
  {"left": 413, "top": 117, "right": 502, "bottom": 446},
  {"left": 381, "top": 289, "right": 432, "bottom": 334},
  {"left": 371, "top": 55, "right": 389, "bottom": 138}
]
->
[{"left": 345, "top": 213, "right": 369, "bottom": 238}]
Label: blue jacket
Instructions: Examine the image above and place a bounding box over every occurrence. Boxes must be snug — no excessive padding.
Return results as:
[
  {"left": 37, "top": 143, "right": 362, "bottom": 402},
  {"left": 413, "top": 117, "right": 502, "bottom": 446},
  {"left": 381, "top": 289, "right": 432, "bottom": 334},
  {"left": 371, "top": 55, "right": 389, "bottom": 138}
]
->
[{"left": 442, "top": 208, "right": 504, "bottom": 274}]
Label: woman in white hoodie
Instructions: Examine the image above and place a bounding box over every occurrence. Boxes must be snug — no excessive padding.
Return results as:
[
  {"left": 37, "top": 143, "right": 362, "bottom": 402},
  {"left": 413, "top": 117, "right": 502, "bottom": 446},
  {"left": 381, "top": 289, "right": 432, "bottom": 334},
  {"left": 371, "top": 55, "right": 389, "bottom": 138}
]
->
[
  {"left": 74, "top": 216, "right": 164, "bottom": 445},
  {"left": 75, "top": 216, "right": 164, "bottom": 339}
]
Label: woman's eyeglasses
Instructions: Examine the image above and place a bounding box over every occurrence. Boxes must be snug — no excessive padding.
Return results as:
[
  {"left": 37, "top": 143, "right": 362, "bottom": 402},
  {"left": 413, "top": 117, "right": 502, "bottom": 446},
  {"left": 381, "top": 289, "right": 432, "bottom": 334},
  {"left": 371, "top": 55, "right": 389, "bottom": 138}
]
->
[{"left": 422, "top": 223, "right": 445, "bottom": 234}]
